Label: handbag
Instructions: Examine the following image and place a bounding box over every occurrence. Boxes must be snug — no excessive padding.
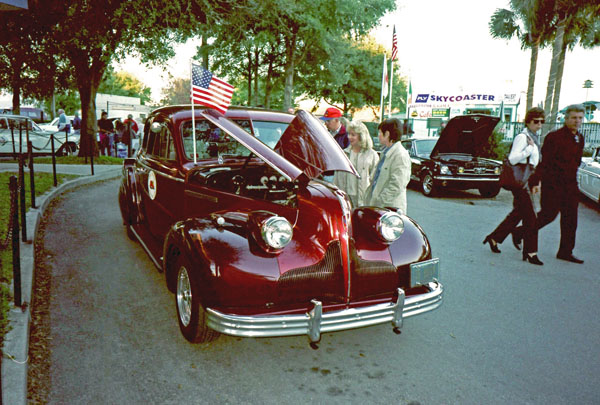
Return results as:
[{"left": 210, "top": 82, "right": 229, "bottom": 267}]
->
[
  {"left": 499, "top": 132, "right": 537, "bottom": 190},
  {"left": 499, "top": 158, "right": 531, "bottom": 190}
]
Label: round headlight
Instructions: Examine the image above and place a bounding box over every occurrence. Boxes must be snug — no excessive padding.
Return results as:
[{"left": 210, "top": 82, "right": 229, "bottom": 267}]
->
[
  {"left": 261, "top": 216, "right": 293, "bottom": 249},
  {"left": 377, "top": 211, "right": 404, "bottom": 242},
  {"left": 440, "top": 165, "right": 450, "bottom": 175}
]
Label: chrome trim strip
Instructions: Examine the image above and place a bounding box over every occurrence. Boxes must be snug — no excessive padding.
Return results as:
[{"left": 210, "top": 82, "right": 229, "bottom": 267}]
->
[
  {"left": 138, "top": 160, "right": 185, "bottom": 183},
  {"left": 129, "top": 225, "right": 162, "bottom": 270},
  {"left": 434, "top": 176, "right": 498, "bottom": 182},
  {"left": 579, "top": 168, "right": 600, "bottom": 178},
  {"left": 206, "top": 282, "right": 443, "bottom": 342}
]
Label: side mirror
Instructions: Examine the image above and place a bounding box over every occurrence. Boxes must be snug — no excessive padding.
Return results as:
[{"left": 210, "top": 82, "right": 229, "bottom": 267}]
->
[{"left": 150, "top": 122, "right": 163, "bottom": 133}]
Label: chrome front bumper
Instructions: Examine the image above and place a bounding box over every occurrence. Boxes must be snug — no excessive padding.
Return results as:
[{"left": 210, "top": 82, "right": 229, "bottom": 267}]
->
[{"left": 206, "top": 281, "right": 443, "bottom": 343}]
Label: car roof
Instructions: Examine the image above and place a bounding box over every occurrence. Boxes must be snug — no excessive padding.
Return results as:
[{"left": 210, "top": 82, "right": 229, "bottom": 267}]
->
[{"left": 151, "top": 105, "right": 294, "bottom": 122}]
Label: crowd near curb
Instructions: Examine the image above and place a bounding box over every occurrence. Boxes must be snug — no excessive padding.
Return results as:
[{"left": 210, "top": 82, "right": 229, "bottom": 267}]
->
[{"left": 1, "top": 165, "right": 121, "bottom": 405}]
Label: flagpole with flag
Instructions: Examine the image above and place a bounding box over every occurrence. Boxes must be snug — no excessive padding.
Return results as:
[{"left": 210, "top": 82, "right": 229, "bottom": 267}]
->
[
  {"left": 388, "top": 25, "right": 398, "bottom": 119},
  {"left": 190, "top": 61, "right": 234, "bottom": 163},
  {"left": 379, "top": 53, "right": 388, "bottom": 122}
]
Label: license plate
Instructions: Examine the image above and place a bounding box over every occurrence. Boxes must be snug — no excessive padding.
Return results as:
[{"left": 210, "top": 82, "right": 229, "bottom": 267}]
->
[{"left": 410, "top": 258, "right": 440, "bottom": 288}]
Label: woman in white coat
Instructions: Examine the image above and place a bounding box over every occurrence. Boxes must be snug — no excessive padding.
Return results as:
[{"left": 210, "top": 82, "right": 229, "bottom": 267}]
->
[
  {"left": 483, "top": 107, "right": 544, "bottom": 265},
  {"left": 333, "top": 121, "right": 380, "bottom": 207},
  {"left": 366, "top": 119, "right": 411, "bottom": 214}
]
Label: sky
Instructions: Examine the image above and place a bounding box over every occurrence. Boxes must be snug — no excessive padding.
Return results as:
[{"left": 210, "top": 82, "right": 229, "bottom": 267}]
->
[{"left": 116, "top": 0, "right": 600, "bottom": 112}]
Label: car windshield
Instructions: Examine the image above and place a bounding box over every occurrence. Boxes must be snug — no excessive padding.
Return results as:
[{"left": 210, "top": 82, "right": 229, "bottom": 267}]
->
[
  {"left": 180, "top": 119, "right": 290, "bottom": 160},
  {"left": 415, "top": 139, "right": 437, "bottom": 157}
]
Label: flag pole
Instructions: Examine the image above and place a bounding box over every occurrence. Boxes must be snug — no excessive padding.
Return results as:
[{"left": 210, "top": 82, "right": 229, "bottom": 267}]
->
[
  {"left": 379, "top": 54, "right": 387, "bottom": 123},
  {"left": 388, "top": 60, "right": 394, "bottom": 119},
  {"left": 190, "top": 60, "right": 197, "bottom": 164}
]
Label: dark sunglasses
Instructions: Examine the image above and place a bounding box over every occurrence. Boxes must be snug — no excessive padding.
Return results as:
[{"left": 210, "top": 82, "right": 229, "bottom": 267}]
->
[{"left": 533, "top": 119, "right": 545, "bottom": 124}]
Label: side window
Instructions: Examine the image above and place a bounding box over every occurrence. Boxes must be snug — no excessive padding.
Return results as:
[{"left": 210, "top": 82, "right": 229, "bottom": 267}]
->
[{"left": 146, "top": 122, "right": 175, "bottom": 160}]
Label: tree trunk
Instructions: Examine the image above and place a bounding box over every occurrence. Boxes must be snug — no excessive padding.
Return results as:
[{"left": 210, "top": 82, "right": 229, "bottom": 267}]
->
[
  {"left": 543, "top": 15, "right": 565, "bottom": 126},
  {"left": 253, "top": 47, "right": 259, "bottom": 107},
  {"left": 264, "top": 56, "right": 274, "bottom": 109},
  {"left": 283, "top": 33, "right": 297, "bottom": 111},
  {"left": 550, "top": 40, "right": 567, "bottom": 125},
  {"left": 10, "top": 59, "right": 22, "bottom": 115},
  {"left": 73, "top": 55, "right": 105, "bottom": 158},
  {"left": 246, "top": 49, "right": 252, "bottom": 106},
  {"left": 201, "top": 35, "right": 209, "bottom": 70},
  {"left": 526, "top": 40, "right": 539, "bottom": 112}
]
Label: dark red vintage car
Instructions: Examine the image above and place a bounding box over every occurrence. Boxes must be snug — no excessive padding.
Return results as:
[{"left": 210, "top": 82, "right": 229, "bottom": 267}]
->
[{"left": 118, "top": 106, "right": 443, "bottom": 345}]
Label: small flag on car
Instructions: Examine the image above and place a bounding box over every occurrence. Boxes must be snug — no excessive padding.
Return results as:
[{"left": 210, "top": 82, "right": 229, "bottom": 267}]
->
[{"left": 190, "top": 62, "right": 234, "bottom": 114}]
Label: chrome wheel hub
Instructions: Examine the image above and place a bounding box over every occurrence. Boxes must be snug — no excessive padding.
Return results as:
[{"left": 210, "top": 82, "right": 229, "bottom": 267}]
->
[{"left": 177, "top": 266, "right": 192, "bottom": 327}]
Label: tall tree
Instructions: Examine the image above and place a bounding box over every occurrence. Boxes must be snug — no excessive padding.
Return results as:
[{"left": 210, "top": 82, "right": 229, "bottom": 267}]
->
[
  {"left": 46, "top": 0, "right": 213, "bottom": 156},
  {"left": 489, "top": 0, "right": 553, "bottom": 111},
  {"left": 160, "top": 76, "right": 192, "bottom": 105}
]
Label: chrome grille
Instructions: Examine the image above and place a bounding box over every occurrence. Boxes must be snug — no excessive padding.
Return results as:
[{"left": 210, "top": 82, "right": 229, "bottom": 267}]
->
[{"left": 277, "top": 241, "right": 345, "bottom": 304}]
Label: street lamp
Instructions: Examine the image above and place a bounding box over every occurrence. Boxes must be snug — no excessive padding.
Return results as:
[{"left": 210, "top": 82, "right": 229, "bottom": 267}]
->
[{"left": 583, "top": 79, "right": 593, "bottom": 102}]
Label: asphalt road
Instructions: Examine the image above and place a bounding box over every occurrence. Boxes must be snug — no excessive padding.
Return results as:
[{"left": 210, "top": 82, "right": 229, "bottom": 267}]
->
[{"left": 36, "top": 179, "right": 600, "bottom": 404}]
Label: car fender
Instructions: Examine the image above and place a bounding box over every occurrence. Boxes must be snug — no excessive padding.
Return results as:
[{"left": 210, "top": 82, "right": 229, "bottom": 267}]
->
[{"left": 163, "top": 214, "right": 282, "bottom": 309}]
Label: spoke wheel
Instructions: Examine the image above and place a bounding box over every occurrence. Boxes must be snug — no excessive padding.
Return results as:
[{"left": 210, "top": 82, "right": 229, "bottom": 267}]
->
[{"left": 422, "top": 173, "right": 436, "bottom": 196}]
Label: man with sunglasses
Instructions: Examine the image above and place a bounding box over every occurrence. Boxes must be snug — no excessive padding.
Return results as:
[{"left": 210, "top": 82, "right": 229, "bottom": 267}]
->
[{"left": 515, "top": 104, "right": 586, "bottom": 263}]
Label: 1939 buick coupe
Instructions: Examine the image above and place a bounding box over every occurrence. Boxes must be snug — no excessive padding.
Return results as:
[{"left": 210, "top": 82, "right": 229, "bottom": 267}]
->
[{"left": 118, "top": 106, "right": 443, "bottom": 345}]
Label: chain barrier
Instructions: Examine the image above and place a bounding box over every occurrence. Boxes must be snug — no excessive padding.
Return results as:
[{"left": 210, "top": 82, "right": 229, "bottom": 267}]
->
[{"left": 0, "top": 177, "right": 18, "bottom": 249}]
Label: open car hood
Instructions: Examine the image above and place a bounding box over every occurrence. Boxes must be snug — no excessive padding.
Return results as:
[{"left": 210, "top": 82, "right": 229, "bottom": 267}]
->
[
  {"left": 431, "top": 114, "right": 500, "bottom": 157},
  {"left": 275, "top": 110, "right": 357, "bottom": 179},
  {"left": 201, "top": 109, "right": 357, "bottom": 181}
]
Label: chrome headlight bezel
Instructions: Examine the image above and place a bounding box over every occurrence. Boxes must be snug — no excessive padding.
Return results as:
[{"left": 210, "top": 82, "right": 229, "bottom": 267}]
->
[
  {"left": 377, "top": 211, "right": 405, "bottom": 242},
  {"left": 261, "top": 216, "right": 293, "bottom": 249},
  {"left": 440, "top": 165, "right": 450, "bottom": 175}
]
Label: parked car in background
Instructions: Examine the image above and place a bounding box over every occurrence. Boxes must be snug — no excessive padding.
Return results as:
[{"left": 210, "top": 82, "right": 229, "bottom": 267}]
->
[
  {"left": 118, "top": 106, "right": 443, "bottom": 345},
  {"left": 0, "top": 114, "right": 77, "bottom": 155},
  {"left": 578, "top": 146, "right": 600, "bottom": 204},
  {"left": 402, "top": 114, "right": 502, "bottom": 197},
  {"left": 38, "top": 115, "right": 75, "bottom": 132}
]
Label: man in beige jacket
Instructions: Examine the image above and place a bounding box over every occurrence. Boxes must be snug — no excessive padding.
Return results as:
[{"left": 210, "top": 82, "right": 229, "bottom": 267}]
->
[{"left": 366, "top": 119, "right": 411, "bottom": 214}]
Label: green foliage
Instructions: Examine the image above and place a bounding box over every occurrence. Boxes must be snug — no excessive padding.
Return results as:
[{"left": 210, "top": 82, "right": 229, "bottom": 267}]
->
[
  {"left": 160, "top": 76, "right": 192, "bottom": 106},
  {"left": 99, "top": 67, "right": 152, "bottom": 105},
  {"left": 480, "top": 127, "right": 510, "bottom": 160}
]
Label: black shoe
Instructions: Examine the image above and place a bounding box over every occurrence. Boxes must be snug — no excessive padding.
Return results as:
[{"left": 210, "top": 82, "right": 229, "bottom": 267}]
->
[
  {"left": 556, "top": 253, "right": 584, "bottom": 264},
  {"left": 522, "top": 252, "right": 543, "bottom": 265},
  {"left": 483, "top": 235, "right": 501, "bottom": 253},
  {"left": 511, "top": 230, "right": 522, "bottom": 251}
]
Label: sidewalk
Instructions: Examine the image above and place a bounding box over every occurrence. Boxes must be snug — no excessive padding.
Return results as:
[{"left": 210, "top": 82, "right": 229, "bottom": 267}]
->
[{"left": 1, "top": 163, "right": 122, "bottom": 405}]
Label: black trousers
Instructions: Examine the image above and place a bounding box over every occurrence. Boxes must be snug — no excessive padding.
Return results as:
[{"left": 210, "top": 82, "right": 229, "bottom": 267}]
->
[
  {"left": 537, "top": 183, "right": 579, "bottom": 255},
  {"left": 490, "top": 187, "right": 538, "bottom": 254}
]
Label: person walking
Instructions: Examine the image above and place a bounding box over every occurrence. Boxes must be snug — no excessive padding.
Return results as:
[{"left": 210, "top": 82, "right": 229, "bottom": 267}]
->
[
  {"left": 320, "top": 107, "right": 349, "bottom": 149},
  {"left": 365, "top": 118, "right": 411, "bottom": 214},
  {"left": 514, "top": 104, "right": 586, "bottom": 264},
  {"left": 333, "top": 121, "right": 380, "bottom": 207},
  {"left": 57, "top": 109, "right": 70, "bottom": 134},
  {"left": 483, "top": 107, "right": 544, "bottom": 265}
]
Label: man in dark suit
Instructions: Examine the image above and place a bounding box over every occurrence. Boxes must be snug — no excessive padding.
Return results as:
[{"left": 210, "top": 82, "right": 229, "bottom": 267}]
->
[{"left": 516, "top": 104, "right": 585, "bottom": 263}]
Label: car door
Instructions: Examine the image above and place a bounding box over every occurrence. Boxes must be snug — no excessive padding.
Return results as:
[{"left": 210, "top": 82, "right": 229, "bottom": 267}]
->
[
  {"left": 402, "top": 140, "right": 421, "bottom": 182},
  {"left": 136, "top": 118, "right": 184, "bottom": 238}
]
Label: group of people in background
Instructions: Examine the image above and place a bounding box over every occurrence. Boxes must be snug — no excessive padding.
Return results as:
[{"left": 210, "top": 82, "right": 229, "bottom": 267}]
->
[
  {"left": 320, "top": 107, "right": 412, "bottom": 215},
  {"left": 319, "top": 104, "right": 586, "bottom": 266},
  {"left": 97, "top": 111, "right": 139, "bottom": 157},
  {"left": 484, "top": 104, "right": 585, "bottom": 266}
]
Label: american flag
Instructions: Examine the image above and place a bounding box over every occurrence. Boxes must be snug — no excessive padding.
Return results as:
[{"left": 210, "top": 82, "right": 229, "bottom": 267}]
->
[
  {"left": 191, "top": 63, "right": 234, "bottom": 114},
  {"left": 391, "top": 25, "right": 398, "bottom": 61}
]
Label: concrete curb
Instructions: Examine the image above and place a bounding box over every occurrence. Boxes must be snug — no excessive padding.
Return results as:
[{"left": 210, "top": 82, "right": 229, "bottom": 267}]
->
[{"left": 2, "top": 166, "right": 121, "bottom": 405}]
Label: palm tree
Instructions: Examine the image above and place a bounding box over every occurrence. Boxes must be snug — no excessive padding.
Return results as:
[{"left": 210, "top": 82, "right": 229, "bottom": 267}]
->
[
  {"left": 489, "top": 0, "right": 552, "bottom": 111},
  {"left": 543, "top": 1, "right": 600, "bottom": 125}
]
